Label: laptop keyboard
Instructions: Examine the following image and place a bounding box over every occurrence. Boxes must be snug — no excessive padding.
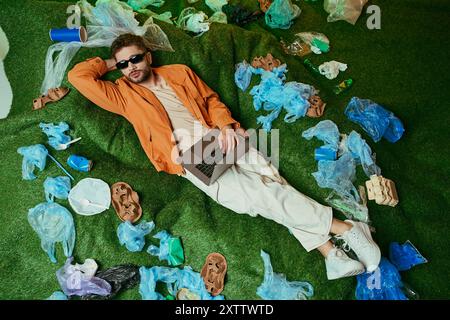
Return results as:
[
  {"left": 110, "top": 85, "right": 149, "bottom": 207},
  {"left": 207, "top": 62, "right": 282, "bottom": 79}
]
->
[{"left": 195, "top": 162, "right": 216, "bottom": 178}]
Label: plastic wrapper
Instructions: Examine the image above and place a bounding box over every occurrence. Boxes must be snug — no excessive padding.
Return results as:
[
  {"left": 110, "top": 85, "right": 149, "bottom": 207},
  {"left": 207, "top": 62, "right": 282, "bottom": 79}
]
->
[
  {"left": 82, "top": 265, "right": 141, "bottom": 300},
  {"left": 324, "top": 0, "right": 368, "bottom": 25},
  {"left": 296, "top": 32, "right": 330, "bottom": 54},
  {"left": 57, "top": 257, "right": 111, "bottom": 297},
  {"left": 265, "top": 0, "right": 301, "bottom": 29},
  {"left": 209, "top": 11, "right": 228, "bottom": 24},
  {"left": 346, "top": 131, "right": 381, "bottom": 177},
  {"left": 139, "top": 266, "right": 224, "bottom": 300},
  {"left": 44, "top": 176, "right": 72, "bottom": 202},
  {"left": 147, "top": 230, "right": 185, "bottom": 266},
  {"left": 175, "top": 7, "right": 210, "bottom": 34},
  {"left": 46, "top": 291, "right": 69, "bottom": 300},
  {"left": 256, "top": 250, "right": 314, "bottom": 300},
  {"left": 117, "top": 220, "right": 155, "bottom": 252},
  {"left": 326, "top": 191, "right": 369, "bottom": 223},
  {"left": 345, "top": 97, "right": 405, "bottom": 143},
  {"left": 302, "top": 120, "right": 340, "bottom": 151},
  {"left": 17, "top": 144, "right": 48, "bottom": 180},
  {"left": 280, "top": 38, "right": 312, "bottom": 57},
  {"left": 39, "top": 122, "right": 72, "bottom": 151},
  {"left": 68, "top": 178, "right": 111, "bottom": 216},
  {"left": 356, "top": 257, "right": 416, "bottom": 300},
  {"left": 389, "top": 241, "right": 427, "bottom": 271},
  {"left": 28, "top": 202, "right": 75, "bottom": 263},
  {"left": 41, "top": 0, "right": 173, "bottom": 95}
]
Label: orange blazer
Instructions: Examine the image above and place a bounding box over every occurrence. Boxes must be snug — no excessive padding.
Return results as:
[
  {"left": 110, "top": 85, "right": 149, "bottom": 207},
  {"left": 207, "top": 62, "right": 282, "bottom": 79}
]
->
[{"left": 68, "top": 57, "right": 240, "bottom": 175}]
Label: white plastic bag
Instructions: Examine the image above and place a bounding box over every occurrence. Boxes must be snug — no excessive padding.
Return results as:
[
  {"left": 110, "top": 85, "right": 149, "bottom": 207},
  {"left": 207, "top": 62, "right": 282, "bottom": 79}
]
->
[
  {"left": 40, "top": 0, "right": 174, "bottom": 95},
  {"left": 324, "top": 0, "right": 368, "bottom": 25}
]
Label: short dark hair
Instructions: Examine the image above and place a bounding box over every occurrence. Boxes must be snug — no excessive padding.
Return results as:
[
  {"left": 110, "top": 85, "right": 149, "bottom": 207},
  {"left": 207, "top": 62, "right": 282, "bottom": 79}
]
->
[{"left": 111, "top": 33, "right": 149, "bottom": 58}]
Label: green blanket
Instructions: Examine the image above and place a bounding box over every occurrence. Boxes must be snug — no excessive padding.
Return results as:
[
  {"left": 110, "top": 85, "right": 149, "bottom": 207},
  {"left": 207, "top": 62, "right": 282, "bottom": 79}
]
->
[{"left": 0, "top": 0, "right": 449, "bottom": 299}]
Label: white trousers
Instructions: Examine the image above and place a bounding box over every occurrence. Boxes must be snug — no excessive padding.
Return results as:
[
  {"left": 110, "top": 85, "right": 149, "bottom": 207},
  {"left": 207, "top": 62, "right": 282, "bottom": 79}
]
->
[{"left": 182, "top": 147, "right": 333, "bottom": 252}]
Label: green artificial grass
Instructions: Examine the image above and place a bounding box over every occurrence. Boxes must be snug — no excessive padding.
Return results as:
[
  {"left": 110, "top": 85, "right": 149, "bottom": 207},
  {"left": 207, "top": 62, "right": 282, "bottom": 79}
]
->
[{"left": 0, "top": 0, "right": 449, "bottom": 300}]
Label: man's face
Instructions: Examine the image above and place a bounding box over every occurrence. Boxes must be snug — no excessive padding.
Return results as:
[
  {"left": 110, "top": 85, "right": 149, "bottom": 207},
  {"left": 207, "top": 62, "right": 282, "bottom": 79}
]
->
[{"left": 115, "top": 45, "right": 152, "bottom": 83}]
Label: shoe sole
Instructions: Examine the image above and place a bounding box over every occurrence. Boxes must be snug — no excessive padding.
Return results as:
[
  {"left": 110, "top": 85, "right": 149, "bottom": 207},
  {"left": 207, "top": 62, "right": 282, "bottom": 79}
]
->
[{"left": 327, "top": 266, "right": 365, "bottom": 280}]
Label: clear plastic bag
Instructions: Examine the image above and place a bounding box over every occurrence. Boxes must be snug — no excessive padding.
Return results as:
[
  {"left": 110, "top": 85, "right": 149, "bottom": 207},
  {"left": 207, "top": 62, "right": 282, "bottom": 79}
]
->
[
  {"left": 326, "top": 190, "right": 369, "bottom": 223},
  {"left": 265, "top": 0, "right": 301, "bottom": 29},
  {"left": 175, "top": 7, "right": 210, "bottom": 34},
  {"left": 39, "top": 122, "right": 72, "bottom": 151},
  {"left": 28, "top": 202, "right": 75, "bottom": 263},
  {"left": 17, "top": 144, "right": 48, "bottom": 180},
  {"left": 44, "top": 176, "right": 72, "bottom": 202},
  {"left": 41, "top": 0, "right": 174, "bottom": 95},
  {"left": 127, "top": 0, "right": 165, "bottom": 10},
  {"left": 345, "top": 97, "right": 405, "bottom": 143},
  {"left": 346, "top": 130, "right": 381, "bottom": 177},
  {"left": 302, "top": 120, "right": 340, "bottom": 151},
  {"left": 234, "top": 60, "right": 254, "bottom": 91},
  {"left": 318, "top": 60, "right": 347, "bottom": 80},
  {"left": 257, "top": 250, "right": 314, "bottom": 300},
  {"left": 147, "top": 230, "right": 185, "bottom": 266},
  {"left": 117, "top": 220, "right": 155, "bottom": 252},
  {"left": 139, "top": 266, "right": 224, "bottom": 300},
  {"left": 56, "top": 257, "right": 111, "bottom": 297},
  {"left": 324, "top": 0, "right": 368, "bottom": 25},
  {"left": 205, "top": 0, "right": 228, "bottom": 13}
]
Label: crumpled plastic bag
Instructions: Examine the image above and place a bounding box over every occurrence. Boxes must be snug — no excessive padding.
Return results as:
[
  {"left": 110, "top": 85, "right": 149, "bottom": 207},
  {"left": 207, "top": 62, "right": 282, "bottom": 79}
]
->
[
  {"left": 324, "top": 0, "right": 368, "bottom": 25},
  {"left": 319, "top": 60, "right": 347, "bottom": 80},
  {"left": 296, "top": 32, "right": 330, "bottom": 54},
  {"left": 41, "top": 0, "right": 173, "bottom": 95},
  {"left": 234, "top": 60, "right": 254, "bottom": 91},
  {"left": 117, "top": 220, "right": 155, "bottom": 252},
  {"left": 81, "top": 264, "right": 140, "bottom": 300},
  {"left": 209, "top": 11, "right": 228, "bottom": 24},
  {"left": 139, "top": 266, "right": 224, "bottom": 300},
  {"left": 302, "top": 120, "right": 341, "bottom": 151},
  {"left": 313, "top": 152, "right": 360, "bottom": 202},
  {"left": 206, "top": 0, "right": 228, "bottom": 13},
  {"left": 345, "top": 97, "right": 405, "bottom": 143},
  {"left": 356, "top": 257, "right": 410, "bottom": 300},
  {"left": 326, "top": 191, "right": 369, "bottom": 223},
  {"left": 147, "top": 230, "right": 185, "bottom": 266},
  {"left": 28, "top": 202, "right": 75, "bottom": 263},
  {"left": 57, "top": 257, "right": 111, "bottom": 297},
  {"left": 176, "top": 7, "right": 210, "bottom": 34},
  {"left": 17, "top": 144, "right": 48, "bottom": 180},
  {"left": 265, "top": 0, "right": 301, "bottom": 29},
  {"left": 345, "top": 131, "right": 381, "bottom": 177},
  {"left": 46, "top": 291, "right": 69, "bottom": 300},
  {"left": 127, "top": 0, "right": 165, "bottom": 10},
  {"left": 389, "top": 241, "right": 427, "bottom": 272},
  {"left": 257, "top": 250, "right": 314, "bottom": 300},
  {"left": 44, "top": 176, "right": 72, "bottom": 202},
  {"left": 39, "top": 122, "right": 72, "bottom": 151}
]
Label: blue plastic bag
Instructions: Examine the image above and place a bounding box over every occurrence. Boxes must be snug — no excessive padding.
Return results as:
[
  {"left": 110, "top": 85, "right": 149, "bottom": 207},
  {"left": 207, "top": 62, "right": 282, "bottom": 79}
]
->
[
  {"left": 265, "top": 0, "right": 301, "bottom": 29},
  {"left": 46, "top": 291, "right": 69, "bottom": 300},
  {"left": 117, "top": 220, "right": 155, "bottom": 252},
  {"left": 17, "top": 144, "right": 48, "bottom": 180},
  {"left": 39, "top": 122, "right": 71, "bottom": 151},
  {"left": 147, "top": 230, "right": 185, "bottom": 266},
  {"left": 356, "top": 257, "right": 408, "bottom": 300},
  {"left": 345, "top": 97, "right": 405, "bottom": 143},
  {"left": 389, "top": 241, "right": 427, "bottom": 271},
  {"left": 257, "top": 250, "right": 314, "bottom": 300},
  {"left": 139, "top": 266, "right": 224, "bottom": 300},
  {"left": 28, "top": 202, "right": 75, "bottom": 263},
  {"left": 44, "top": 176, "right": 71, "bottom": 202},
  {"left": 312, "top": 152, "right": 360, "bottom": 202},
  {"left": 345, "top": 130, "right": 381, "bottom": 177},
  {"left": 234, "top": 60, "right": 254, "bottom": 91},
  {"left": 56, "top": 257, "right": 111, "bottom": 297},
  {"left": 302, "top": 120, "right": 341, "bottom": 151}
]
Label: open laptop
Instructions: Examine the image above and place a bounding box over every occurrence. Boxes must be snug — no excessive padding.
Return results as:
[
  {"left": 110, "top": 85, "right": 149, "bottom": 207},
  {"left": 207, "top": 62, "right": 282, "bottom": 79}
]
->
[{"left": 181, "top": 130, "right": 250, "bottom": 186}]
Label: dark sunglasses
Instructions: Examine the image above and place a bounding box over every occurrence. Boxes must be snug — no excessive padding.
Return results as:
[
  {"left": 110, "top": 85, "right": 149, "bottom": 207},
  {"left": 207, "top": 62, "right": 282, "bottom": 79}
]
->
[{"left": 115, "top": 53, "right": 146, "bottom": 70}]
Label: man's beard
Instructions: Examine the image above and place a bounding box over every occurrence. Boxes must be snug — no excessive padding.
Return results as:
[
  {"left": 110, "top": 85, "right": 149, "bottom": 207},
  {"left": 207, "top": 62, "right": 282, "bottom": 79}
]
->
[{"left": 127, "top": 68, "right": 151, "bottom": 83}]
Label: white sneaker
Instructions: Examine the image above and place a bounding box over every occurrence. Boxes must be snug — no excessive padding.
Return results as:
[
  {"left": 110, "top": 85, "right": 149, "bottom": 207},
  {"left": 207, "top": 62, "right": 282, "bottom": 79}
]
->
[
  {"left": 325, "top": 248, "right": 366, "bottom": 280},
  {"left": 337, "top": 220, "right": 381, "bottom": 272}
]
